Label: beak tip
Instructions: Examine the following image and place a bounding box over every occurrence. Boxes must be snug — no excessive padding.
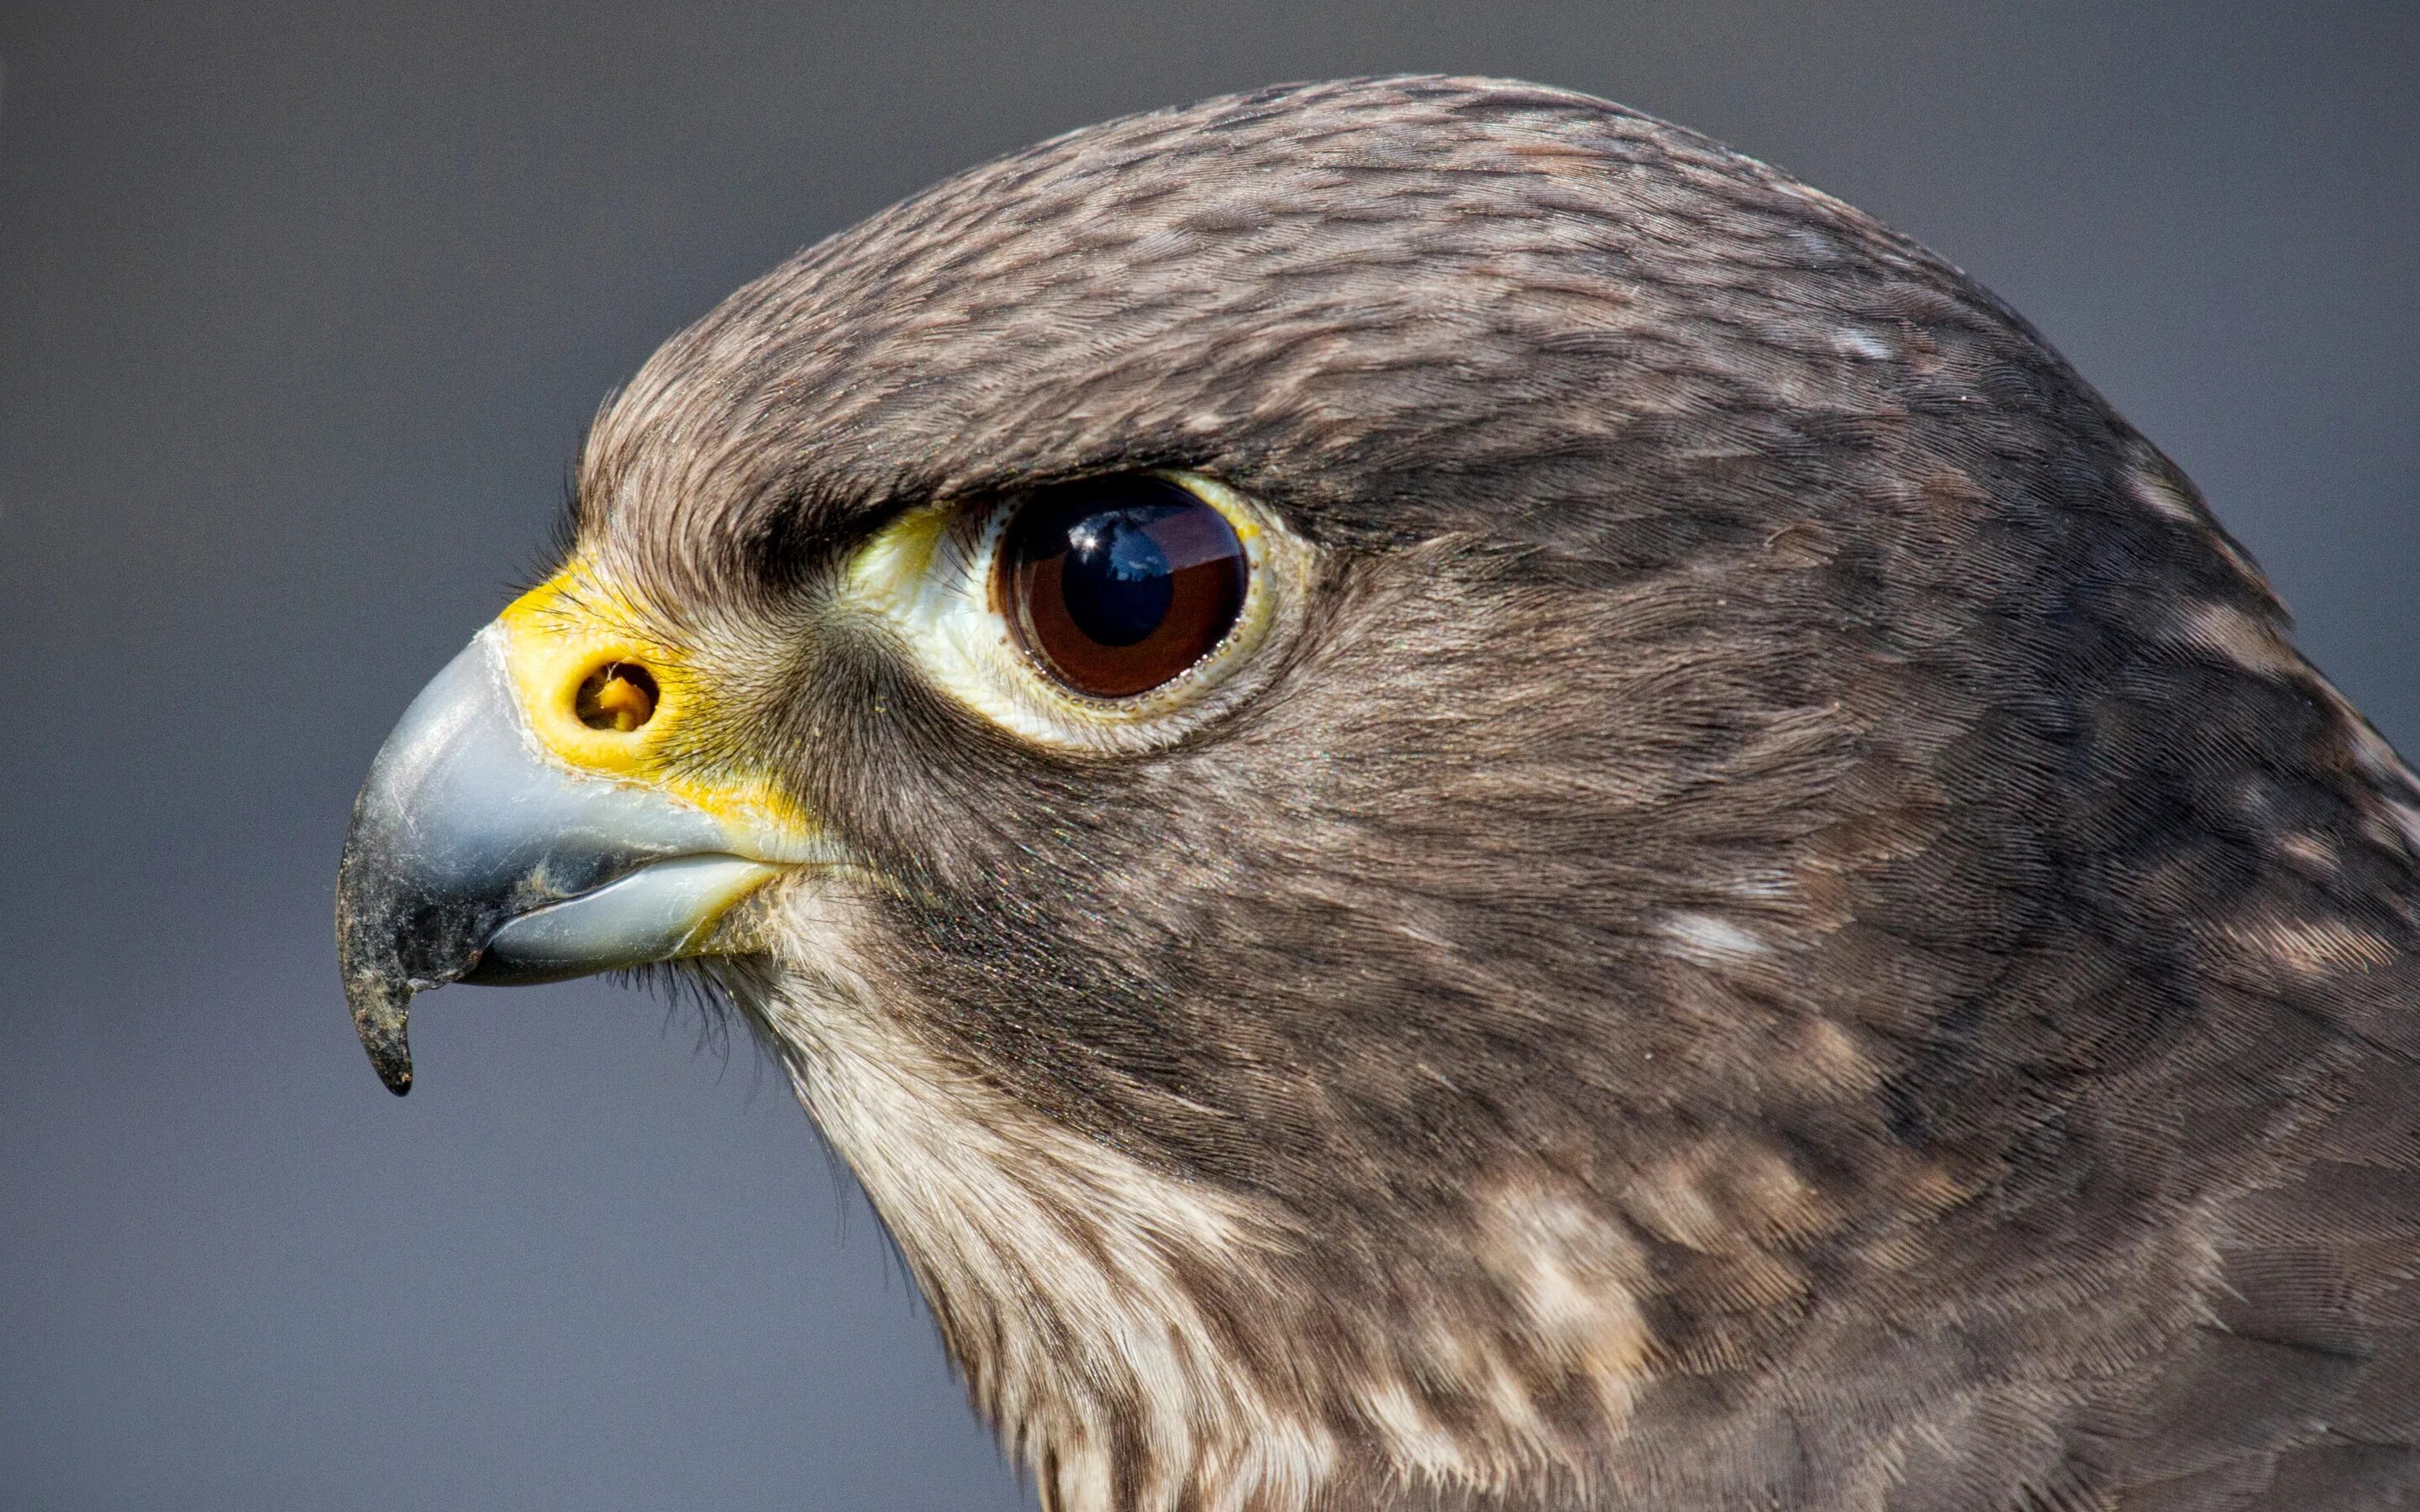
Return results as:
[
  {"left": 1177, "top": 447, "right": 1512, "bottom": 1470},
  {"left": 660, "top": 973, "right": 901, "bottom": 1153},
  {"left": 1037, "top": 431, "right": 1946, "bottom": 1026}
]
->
[
  {"left": 345, "top": 971, "right": 418, "bottom": 1097},
  {"left": 376, "top": 1056, "right": 415, "bottom": 1098}
]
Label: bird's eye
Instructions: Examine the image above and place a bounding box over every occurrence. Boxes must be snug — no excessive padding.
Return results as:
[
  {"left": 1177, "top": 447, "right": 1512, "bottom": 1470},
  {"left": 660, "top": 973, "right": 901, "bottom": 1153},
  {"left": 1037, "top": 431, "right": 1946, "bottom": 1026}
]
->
[
  {"left": 996, "top": 476, "right": 1249, "bottom": 699},
  {"left": 842, "top": 469, "right": 1302, "bottom": 751}
]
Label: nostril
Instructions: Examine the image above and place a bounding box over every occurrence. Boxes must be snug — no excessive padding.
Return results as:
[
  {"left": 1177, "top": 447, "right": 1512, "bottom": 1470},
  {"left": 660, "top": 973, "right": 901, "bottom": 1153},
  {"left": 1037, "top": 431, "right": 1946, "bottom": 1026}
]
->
[{"left": 575, "top": 662, "right": 660, "bottom": 732}]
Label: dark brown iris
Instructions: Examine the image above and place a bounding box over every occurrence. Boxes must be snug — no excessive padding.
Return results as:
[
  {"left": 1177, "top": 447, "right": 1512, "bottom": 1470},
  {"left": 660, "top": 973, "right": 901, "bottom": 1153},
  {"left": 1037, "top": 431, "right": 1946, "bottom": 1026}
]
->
[{"left": 997, "top": 476, "right": 1249, "bottom": 700}]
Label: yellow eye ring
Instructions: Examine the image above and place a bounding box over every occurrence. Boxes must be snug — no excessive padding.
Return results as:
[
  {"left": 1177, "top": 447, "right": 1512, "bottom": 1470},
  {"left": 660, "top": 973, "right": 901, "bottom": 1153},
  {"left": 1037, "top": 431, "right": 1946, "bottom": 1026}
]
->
[
  {"left": 497, "top": 574, "right": 686, "bottom": 777},
  {"left": 843, "top": 470, "right": 1309, "bottom": 753}
]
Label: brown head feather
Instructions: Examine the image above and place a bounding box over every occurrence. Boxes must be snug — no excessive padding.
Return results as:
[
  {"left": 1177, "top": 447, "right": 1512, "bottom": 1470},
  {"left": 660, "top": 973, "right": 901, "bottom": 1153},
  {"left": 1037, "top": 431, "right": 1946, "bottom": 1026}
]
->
[{"left": 563, "top": 77, "right": 2420, "bottom": 1511}]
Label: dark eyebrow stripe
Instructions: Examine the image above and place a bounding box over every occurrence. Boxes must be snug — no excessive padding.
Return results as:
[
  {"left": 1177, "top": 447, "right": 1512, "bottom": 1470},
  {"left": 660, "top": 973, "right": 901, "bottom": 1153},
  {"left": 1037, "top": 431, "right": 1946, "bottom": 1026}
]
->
[{"left": 738, "top": 489, "right": 831, "bottom": 594}]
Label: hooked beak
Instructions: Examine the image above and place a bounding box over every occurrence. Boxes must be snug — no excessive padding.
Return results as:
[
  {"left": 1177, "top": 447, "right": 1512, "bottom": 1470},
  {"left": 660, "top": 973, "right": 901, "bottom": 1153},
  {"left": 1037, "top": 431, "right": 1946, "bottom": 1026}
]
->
[{"left": 336, "top": 581, "right": 827, "bottom": 1095}]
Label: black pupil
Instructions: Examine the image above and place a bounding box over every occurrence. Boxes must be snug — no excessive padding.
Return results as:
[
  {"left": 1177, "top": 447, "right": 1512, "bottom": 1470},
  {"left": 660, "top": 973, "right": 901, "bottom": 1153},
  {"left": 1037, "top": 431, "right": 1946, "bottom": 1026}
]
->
[
  {"left": 1061, "top": 509, "right": 1177, "bottom": 646},
  {"left": 999, "top": 475, "right": 1250, "bottom": 699}
]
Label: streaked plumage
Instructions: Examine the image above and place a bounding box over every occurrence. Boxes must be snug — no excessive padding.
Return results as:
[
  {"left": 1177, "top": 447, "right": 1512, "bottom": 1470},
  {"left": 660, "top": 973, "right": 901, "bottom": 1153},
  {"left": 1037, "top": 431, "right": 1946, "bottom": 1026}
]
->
[{"left": 339, "top": 77, "right": 2420, "bottom": 1510}]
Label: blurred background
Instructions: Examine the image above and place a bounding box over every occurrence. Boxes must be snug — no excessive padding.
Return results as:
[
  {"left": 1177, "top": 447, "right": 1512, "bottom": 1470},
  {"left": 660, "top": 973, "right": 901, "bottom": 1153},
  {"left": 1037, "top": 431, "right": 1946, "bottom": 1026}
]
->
[{"left": 3, "top": 2, "right": 2413, "bottom": 1507}]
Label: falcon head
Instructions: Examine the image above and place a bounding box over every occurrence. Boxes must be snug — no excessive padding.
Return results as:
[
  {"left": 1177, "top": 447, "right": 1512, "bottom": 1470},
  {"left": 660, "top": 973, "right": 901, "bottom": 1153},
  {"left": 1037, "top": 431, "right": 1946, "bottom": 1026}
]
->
[{"left": 338, "top": 78, "right": 2420, "bottom": 1510}]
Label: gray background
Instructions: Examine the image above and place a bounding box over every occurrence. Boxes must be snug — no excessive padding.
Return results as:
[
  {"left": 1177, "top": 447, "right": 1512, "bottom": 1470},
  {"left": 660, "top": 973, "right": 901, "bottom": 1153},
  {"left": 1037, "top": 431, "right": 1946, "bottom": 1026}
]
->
[{"left": 3, "top": 2, "right": 2412, "bottom": 1507}]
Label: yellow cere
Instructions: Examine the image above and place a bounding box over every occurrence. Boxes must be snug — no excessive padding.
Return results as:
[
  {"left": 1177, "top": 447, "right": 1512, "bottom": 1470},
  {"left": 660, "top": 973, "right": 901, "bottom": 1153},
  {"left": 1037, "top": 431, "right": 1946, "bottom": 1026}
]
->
[{"left": 496, "top": 566, "right": 819, "bottom": 848}]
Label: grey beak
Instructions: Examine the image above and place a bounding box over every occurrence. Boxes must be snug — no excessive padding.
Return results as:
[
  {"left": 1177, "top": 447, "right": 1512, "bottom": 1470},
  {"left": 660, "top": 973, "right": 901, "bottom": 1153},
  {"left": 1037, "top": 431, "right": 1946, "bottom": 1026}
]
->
[{"left": 336, "top": 627, "right": 783, "bottom": 1095}]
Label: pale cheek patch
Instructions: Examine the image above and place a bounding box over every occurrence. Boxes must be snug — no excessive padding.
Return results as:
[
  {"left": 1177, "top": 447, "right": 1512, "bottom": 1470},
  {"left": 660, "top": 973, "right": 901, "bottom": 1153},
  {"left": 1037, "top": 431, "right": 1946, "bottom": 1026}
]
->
[
  {"left": 734, "top": 890, "right": 1681, "bottom": 1510},
  {"left": 734, "top": 895, "right": 1339, "bottom": 1512}
]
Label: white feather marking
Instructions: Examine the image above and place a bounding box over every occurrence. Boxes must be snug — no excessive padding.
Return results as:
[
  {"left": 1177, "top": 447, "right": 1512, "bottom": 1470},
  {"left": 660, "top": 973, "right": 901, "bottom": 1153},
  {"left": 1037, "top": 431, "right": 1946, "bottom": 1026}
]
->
[
  {"left": 2127, "top": 466, "right": 2202, "bottom": 524},
  {"left": 2222, "top": 916, "right": 2397, "bottom": 975},
  {"left": 1830, "top": 327, "right": 1893, "bottom": 361},
  {"left": 2171, "top": 601, "right": 2304, "bottom": 680},
  {"left": 1660, "top": 910, "right": 1770, "bottom": 963}
]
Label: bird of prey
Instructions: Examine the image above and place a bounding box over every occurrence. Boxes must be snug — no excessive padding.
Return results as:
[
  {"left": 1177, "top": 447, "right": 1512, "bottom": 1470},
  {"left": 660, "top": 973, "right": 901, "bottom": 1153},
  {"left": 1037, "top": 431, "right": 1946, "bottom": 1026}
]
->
[{"left": 336, "top": 77, "right": 2420, "bottom": 1511}]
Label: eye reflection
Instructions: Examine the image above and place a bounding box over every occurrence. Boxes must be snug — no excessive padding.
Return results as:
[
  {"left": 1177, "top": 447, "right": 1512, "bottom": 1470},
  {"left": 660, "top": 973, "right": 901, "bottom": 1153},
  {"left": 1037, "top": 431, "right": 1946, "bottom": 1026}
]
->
[{"left": 997, "top": 476, "right": 1249, "bottom": 699}]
